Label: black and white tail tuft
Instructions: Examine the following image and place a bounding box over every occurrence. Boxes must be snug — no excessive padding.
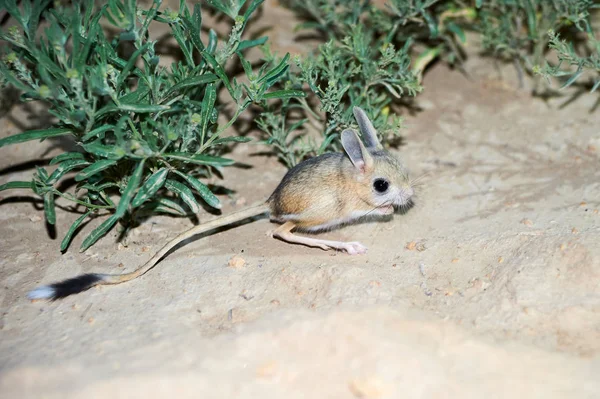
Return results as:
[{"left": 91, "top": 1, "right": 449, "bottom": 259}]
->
[{"left": 27, "top": 273, "right": 104, "bottom": 301}]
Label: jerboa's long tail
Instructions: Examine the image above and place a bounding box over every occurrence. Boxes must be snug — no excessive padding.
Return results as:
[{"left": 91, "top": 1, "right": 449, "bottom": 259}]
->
[{"left": 28, "top": 203, "right": 269, "bottom": 300}]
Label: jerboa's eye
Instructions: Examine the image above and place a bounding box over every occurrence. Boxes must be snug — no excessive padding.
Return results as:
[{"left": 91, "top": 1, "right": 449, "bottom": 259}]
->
[{"left": 373, "top": 178, "right": 389, "bottom": 193}]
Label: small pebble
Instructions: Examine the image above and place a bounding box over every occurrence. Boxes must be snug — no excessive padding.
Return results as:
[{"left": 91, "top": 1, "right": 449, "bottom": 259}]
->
[
  {"left": 418, "top": 262, "right": 426, "bottom": 277},
  {"left": 239, "top": 290, "right": 253, "bottom": 301},
  {"left": 521, "top": 218, "right": 533, "bottom": 226},
  {"left": 256, "top": 361, "right": 278, "bottom": 378},
  {"left": 420, "top": 281, "right": 432, "bottom": 296},
  {"left": 228, "top": 255, "right": 246, "bottom": 269}
]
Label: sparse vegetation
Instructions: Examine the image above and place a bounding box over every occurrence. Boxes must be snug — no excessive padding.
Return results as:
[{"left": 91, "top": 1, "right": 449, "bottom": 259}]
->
[
  {"left": 0, "top": 0, "right": 301, "bottom": 250},
  {"left": 0, "top": 0, "right": 598, "bottom": 250}
]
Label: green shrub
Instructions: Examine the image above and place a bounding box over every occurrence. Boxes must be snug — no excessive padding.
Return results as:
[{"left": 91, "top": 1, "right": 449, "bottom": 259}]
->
[
  {"left": 535, "top": 28, "right": 600, "bottom": 91},
  {"left": 0, "top": 0, "right": 302, "bottom": 251},
  {"left": 258, "top": 0, "right": 474, "bottom": 167},
  {"left": 474, "top": 0, "right": 598, "bottom": 90},
  {"left": 258, "top": 0, "right": 599, "bottom": 169}
]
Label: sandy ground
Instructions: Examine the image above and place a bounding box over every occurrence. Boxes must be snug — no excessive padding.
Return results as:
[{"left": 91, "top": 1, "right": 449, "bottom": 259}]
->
[{"left": 1, "top": 1, "right": 599, "bottom": 398}]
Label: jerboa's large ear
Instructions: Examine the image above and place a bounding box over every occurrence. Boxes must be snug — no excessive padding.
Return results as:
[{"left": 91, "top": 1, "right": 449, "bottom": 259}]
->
[
  {"left": 341, "top": 129, "right": 373, "bottom": 173},
  {"left": 353, "top": 106, "right": 382, "bottom": 149}
]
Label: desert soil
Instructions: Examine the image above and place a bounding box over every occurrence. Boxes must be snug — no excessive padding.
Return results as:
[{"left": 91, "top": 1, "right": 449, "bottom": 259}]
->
[{"left": 1, "top": 1, "right": 599, "bottom": 398}]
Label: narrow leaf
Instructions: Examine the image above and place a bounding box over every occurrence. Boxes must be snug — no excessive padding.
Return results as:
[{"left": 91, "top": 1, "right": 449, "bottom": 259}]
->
[
  {"left": 80, "top": 215, "right": 118, "bottom": 252},
  {"left": 81, "top": 124, "right": 114, "bottom": 142},
  {"left": 36, "top": 166, "right": 49, "bottom": 182},
  {"left": 170, "top": 23, "right": 195, "bottom": 66},
  {"left": 114, "top": 159, "right": 146, "bottom": 218},
  {"left": 238, "top": 36, "right": 268, "bottom": 51},
  {"left": 48, "top": 159, "right": 90, "bottom": 184},
  {"left": 44, "top": 192, "right": 56, "bottom": 225},
  {"left": 0, "top": 181, "right": 33, "bottom": 191},
  {"left": 523, "top": 0, "right": 537, "bottom": 38},
  {"left": 205, "top": 0, "right": 234, "bottom": 18},
  {"left": 29, "top": 0, "right": 51, "bottom": 39},
  {"left": 165, "top": 74, "right": 218, "bottom": 96},
  {"left": 200, "top": 83, "right": 217, "bottom": 142},
  {"left": 149, "top": 197, "right": 188, "bottom": 216},
  {"left": 82, "top": 142, "right": 126, "bottom": 159},
  {"left": 413, "top": 47, "right": 442, "bottom": 78},
  {"left": 263, "top": 89, "right": 305, "bottom": 100},
  {"left": 286, "top": 118, "right": 308, "bottom": 134},
  {"left": 95, "top": 103, "right": 170, "bottom": 118},
  {"left": 152, "top": 205, "right": 186, "bottom": 215},
  {"left": 420, "top": 10, "right": 438, "bottom": 37},
  {"left": 3, "top": 0, "right": 23, "bottom": 26},
  {"left": 0, "top": 128, "right": 72, "bottom": 147},
  {"left": 131, "top": 167, "right": 168, "bottom": 207},
  {"left": 258, "top": 53, "right": 290, "bottom": 85},
  {"left": 163, "top": 152, "right": 235, "bottom": 166},
  {"left": 165, "top": 179, "right": 201, "bottom": 214},
  {"left": 75, "top": 159, "right": 118, "bottom": 181},
  {"left": 212, "top": 136, "right": 252, "bottom": 145},
  {"left": 117, "top": 42, "right": 152, "bottom": 89},
  {"left": 192, "top": 3, "right": 203, "bottom": 32},
  {"left": 50, "top": 152, "right": 85, "bottom": 165},
  {"left": 242, "top": 0, "right": 264, "bottom": 28},
  {"left": 77, "top": 6, "right": 105, "bottom": 67},
  {"left": 30, "top": 48, "right": 68, "bottom": 85},
  {"left": 207, "top": 29, "right": 217, "bottom": 54},
  {"left": 238, "top": 52, "right": 254, "bottom": 77},
  {"left": 446, "top": 22, "right": 466, "bottom": 44},
  {"left": 319, "top": 133, "right": 338, "bottom": 154},
  {"left": 119, "top": 84, "right": 151, "bottom": 105},
  {"left": 180, "top": 13, "right": 205, "bottom": 53},
  {"left": 202, "top": 51, "right": 235, "bottom": 98},
  {"left": 107, "top": 53, "right": 145, "bottom": 80},
  {"left": 78, "top": 181, "right": 119, "bottom": 193},
  {"left": 61, "top": 210, "right": 92, "bottom": 252},
  {"left": 561, "top": 68, "right": 584, "bottom": 89},
  {"left": 173, "top": 170, "right": 221, "bottom": 209}
]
